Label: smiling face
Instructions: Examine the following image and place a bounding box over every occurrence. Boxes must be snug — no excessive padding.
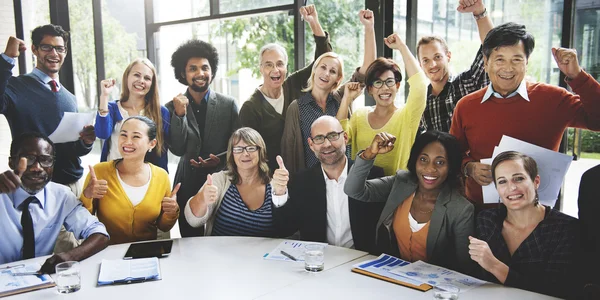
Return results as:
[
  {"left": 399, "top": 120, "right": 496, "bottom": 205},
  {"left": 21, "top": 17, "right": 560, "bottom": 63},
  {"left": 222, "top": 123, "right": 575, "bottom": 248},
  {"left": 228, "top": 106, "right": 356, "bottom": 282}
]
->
[
  {"left": 232, "top": 140, "right": 260, "bottom": 172},
  {"left": 32, "top": 35, "right": 66, "bottom": 78},
  {"left": 368, "top": 70, "right": 400, "bottom": 107},
  {"left": 10, "top": 138, "right": 53, "bottom": 194},
  {"left": 418, "top": 41, "right": 451, "bottom": 84},
  {"left": 184, "top": 57, "right": 212, "bottom": 93},
  {"left": 312, "top": 57, "right": 342, "bottom": 92},
  {"left": 308, "top": 117, "right": 347, "bottom": 166},
  {"left": 260, "top": 49, "right": 288, "bottom": 91},
  {"left": 118, "top": 119, "right": 157, "bottom": 161},
  {"left": 494, "top": 159, "right": 540, "bottom": 211},
  {"left": 126, "top": 63, "right": 154, "bottom": 98},
  {"left": 484, "top": 41, "right": 528, "bottom": 97},
  {"left": 415, "top": 141, "right": 449, "bottom": 193}
]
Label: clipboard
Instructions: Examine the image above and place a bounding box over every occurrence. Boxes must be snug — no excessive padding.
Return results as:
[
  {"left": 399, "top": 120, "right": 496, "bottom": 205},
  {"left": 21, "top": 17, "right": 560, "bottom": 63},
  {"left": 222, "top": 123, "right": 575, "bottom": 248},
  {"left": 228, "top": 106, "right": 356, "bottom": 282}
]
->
[
  {"left": 0, "top": 263, "right": 56, "bottom": 298},
  {"left": 351, "top": 268, "right": 432, "bottom": 292},
  {"left": 350, "top": 254, "right": 432, "bottom": 292},
  {"left": 97, "top": 257, "right": 161, "bottom": 286}
]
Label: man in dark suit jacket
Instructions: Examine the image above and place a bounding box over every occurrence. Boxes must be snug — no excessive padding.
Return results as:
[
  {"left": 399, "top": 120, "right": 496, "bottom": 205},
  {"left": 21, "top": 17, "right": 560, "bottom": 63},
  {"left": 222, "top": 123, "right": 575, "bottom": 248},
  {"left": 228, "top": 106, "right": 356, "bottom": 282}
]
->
[
  {"left": 274, "top": 116, "right": 384, "bottom": 253},
  {"left": 166, "top": 40, "right": 240, "bottom": 237},
  {"left": 576, "top": 164, "right": 600, "bottom": 296}
]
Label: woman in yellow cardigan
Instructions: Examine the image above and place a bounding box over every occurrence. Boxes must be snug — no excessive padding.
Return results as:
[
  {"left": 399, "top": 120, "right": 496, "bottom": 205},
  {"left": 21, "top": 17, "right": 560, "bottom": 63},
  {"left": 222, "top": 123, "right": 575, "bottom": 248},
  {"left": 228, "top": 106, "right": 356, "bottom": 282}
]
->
[
  {"left": 80, "top": 116, "right": 179, "bottom": 245},
  {"left": 337, "top": 33, "right": 427, "bottom": 176}
]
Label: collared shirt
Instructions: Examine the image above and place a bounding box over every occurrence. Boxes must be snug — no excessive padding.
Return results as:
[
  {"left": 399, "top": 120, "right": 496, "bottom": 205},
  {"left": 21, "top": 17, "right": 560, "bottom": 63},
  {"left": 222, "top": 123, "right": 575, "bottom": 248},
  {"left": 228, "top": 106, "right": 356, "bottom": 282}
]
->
[
  {"left": 190, "top": 89, "right": 210, "bottom": 140},
  {"left": 322, "top": 158, "right": 353, "bottom": 248},
  {"left": 420, "top": 47, "right": 489, "bottom": 132},
  {"left": 0, "top": 183, "right": 109, "bottom": 264},
  {"left": 481, "top": 80, "right": 530, "bottom": 103},
  {"left": 1, "top": 53, "right": 61, "bottom": 92}
]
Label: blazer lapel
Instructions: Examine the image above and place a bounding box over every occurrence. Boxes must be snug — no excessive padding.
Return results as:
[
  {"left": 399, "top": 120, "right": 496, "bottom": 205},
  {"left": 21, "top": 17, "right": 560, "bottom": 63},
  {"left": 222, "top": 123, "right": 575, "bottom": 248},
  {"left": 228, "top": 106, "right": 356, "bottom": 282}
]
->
[
  {"left": 310, "top": 165, "right": 328, "bottom": 242},
  {"left": 426, "top": 183, "right": 452, "bottom": 259},
  {"left": 376, "top": 177, "right": 417, "bottom": 231},
  {"left": 184, "top": 90, "right": 202, "bottom": 140},
  {"left": 203, "top": 91, "right": 218, "bottom": 144}
]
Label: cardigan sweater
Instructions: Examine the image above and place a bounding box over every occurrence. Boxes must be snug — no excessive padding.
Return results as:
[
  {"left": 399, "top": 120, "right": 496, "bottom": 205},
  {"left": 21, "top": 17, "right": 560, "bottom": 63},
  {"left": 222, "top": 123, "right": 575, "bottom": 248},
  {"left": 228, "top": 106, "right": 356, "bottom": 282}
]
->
[
  {"left": 239, "top": 33, "right": 332, "bottom": 173},
  {"left": 341, "top": 72, "right": 427, "bottom": 175},
  {"left": 450, "top": 71, "right": 600, "bottom": 210},
  {"left": 95, "top": 101, "right": 171, "bottom": 172},
  {"left": 80, "top": 162, "right": 177, "bottom": 245},
  {"left": 0, "top": 58, "right": 93, "bottom": 184}
]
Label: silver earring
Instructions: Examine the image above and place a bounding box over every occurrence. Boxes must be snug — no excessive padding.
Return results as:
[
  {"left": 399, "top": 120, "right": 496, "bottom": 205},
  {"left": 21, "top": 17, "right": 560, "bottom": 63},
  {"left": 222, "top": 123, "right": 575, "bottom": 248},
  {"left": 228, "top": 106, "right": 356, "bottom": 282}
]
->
[{"left": 148, "top": 149, "right": 152, "bottom": 153}]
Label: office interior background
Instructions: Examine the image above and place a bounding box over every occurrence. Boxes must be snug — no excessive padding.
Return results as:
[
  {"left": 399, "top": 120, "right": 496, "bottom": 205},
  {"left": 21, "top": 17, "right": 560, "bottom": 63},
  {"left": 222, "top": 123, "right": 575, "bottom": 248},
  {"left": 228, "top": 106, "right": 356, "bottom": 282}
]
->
[{"left": 0, "top": 0, "right": 598, "bottom": 235}]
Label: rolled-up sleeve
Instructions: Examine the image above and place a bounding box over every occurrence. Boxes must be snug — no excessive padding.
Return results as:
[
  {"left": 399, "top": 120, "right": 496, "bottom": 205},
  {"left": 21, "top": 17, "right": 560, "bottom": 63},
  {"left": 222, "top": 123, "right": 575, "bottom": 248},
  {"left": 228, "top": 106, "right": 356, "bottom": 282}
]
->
[{"left": 63, "top": 200, "right": 109, "bottom": 240}]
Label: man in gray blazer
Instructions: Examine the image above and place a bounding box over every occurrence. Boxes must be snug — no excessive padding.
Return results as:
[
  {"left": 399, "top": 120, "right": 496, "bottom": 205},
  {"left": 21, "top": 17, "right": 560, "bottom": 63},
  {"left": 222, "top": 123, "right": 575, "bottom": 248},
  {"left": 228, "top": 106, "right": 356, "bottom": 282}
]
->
[{"left": 166, "top": 40, "right": 240, "bottom": 237}]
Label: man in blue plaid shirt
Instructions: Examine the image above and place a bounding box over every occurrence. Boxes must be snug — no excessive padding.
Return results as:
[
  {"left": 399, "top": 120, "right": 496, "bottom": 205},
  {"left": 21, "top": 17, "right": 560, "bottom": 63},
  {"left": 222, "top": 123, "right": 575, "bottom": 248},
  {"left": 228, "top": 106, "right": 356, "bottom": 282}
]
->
[{"left": 418, "top": 0, "right": 493, "bottom": 132}]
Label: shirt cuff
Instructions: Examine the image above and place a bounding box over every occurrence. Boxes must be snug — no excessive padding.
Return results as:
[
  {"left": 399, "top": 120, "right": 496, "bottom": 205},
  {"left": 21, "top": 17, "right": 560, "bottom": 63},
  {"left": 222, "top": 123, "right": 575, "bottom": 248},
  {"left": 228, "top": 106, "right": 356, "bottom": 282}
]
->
[
  {"left": 271, "top": 190, "right": 289, "bottom": 207},
  {"left": 1, "top": 53, "right": 15, "bottom": 65}
]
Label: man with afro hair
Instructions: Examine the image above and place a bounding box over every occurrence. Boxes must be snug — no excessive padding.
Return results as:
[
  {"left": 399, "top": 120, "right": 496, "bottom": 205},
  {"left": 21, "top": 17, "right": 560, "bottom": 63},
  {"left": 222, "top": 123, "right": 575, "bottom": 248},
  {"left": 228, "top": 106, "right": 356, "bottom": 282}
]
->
[{"left": 166, "top": 40, "right": 240, "bottom": 237}]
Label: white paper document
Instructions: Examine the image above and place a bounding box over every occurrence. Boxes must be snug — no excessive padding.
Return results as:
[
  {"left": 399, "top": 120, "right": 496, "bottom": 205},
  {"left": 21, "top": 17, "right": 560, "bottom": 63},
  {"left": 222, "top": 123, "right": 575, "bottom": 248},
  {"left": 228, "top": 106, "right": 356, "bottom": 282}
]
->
[
  {"left": 352, "top": 254, "right": 424, "bottom": 287},
  {"left": 389, "top": 260, "right": 486, "bottom": 292},
  {"left": 0, "top": 262, "right": 54, "bottom": 295},
  {"left": 482, "top": 136, "right": 573, "bottom": 207},
  {"left": 48, "top": 112, "right": 95, "bottom": 143},
  {"left": 263, "top": 240, "right": 327, "bottom": 262},
  {"left": 97, "top": 257, "right": 161, "bottom": 285}
]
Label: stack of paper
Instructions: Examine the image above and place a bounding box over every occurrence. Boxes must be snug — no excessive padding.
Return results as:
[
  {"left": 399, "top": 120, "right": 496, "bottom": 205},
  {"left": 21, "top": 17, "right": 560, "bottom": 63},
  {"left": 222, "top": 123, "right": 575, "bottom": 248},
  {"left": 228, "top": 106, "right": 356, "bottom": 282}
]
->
[
  {"left": 481, "top": 135, "right": 573, "bottom": 206},
  {"left": 390, "top": 260, "right": 486, "bottom": 292},
  {"left": 0, "top": 263, "right": 55, "bottom": 297},
  {"left": 97, "top": 257, "right": 161, "bottom": 286},
  {"left": 351, "top": 254, "right": 432, "bottom": 292}
]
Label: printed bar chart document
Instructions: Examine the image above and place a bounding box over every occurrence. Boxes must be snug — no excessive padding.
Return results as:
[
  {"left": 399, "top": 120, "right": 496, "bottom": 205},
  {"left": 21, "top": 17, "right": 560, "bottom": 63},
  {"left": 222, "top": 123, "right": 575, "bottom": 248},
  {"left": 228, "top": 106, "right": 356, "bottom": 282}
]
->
[
  {"left": 351, "top": 254, "right": 432, "bottom": 292},
  {"left": 263, "top": 240, "right": 327, "bottom": 262},
  {"left": 0, "top": 263, "right": 55, "bottom": 298},
  {"left": 390, "top": 260, "right": 486, "bottom": 292}
]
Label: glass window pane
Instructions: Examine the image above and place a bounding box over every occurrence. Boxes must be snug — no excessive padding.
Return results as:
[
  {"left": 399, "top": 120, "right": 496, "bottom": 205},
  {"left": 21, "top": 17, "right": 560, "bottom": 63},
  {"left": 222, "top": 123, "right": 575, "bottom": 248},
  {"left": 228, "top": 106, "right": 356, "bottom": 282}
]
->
[
  {"left": 155, "top": 11, "right": 294, "bottom": 108},
  {"left": 153, "top": 0, "right": 209, "bottom": 23},
  {"left": 101, "top": 0, "right": 146, "bottom": 104},
  {"left": 22, "top": 0, "right": 50, "bottom": 73},
  {"left": 68, "top": 0, "right": 98, "bottom": 111},
  {"left": 219, "top": 0, "right": 292, "bottom": 14}
]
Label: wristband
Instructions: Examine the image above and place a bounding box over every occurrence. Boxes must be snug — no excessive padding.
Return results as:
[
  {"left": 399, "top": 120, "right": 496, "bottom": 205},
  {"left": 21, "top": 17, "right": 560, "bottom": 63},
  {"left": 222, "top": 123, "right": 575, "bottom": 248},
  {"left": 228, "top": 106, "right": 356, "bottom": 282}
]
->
[{"left": 474, "top": 8, "right": 488, "bottom": 20}]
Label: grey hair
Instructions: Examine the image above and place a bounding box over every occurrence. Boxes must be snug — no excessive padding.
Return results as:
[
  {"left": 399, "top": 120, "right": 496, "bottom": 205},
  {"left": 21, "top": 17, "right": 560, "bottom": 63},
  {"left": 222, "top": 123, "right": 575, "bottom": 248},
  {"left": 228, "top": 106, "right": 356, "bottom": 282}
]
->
[{"left": 259, "top": 43, "right": 288, "bottom": 66}]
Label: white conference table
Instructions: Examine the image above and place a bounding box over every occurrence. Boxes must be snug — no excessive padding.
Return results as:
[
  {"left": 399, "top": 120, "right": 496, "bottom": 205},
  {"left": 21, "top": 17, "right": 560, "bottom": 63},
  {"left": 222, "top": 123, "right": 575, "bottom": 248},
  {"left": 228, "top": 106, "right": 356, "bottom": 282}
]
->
[{"left": 2, "top": 237, "right": 559, "bottom": 300}]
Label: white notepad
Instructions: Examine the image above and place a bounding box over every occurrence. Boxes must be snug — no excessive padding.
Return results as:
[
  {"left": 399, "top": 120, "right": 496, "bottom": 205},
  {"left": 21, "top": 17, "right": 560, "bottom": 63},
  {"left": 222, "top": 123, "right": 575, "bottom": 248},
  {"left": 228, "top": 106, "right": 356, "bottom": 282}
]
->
[{"left": 97, "top": 257, "right": 161, "bottom": 286}]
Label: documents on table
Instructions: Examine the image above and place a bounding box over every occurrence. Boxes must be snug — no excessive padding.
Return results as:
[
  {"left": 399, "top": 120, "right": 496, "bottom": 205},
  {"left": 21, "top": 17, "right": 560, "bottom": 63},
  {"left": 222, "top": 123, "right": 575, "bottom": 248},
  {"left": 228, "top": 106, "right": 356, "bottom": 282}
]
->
[
  {"left": 263, "top": 240, "right": 327, "bottom": 262},
  {"left": 48, "top": 112, "right": 95, "bottom": 143},
  {"left": 97, "top": 257, "right": 161, "bottom": 286},
  {"left": 0, "top": 262, "right": 55, "bottom": 297},
  {"left": 351, "top": 254, "right": 432, "bottom": 292},
  {"left": 390, "top": 260, "right": 485, "bottom": 292},
  {"left": 481, "top": 135, "right": 573, "bottom": 206}
]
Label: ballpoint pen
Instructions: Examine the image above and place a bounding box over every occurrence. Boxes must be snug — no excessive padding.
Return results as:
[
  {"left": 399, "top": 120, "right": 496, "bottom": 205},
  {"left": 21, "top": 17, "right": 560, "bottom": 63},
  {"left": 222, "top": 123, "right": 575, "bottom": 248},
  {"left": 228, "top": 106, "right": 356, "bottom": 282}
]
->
[
  {"left": 12, "top": 271, "right": 42, "bottom": 276},
  {"left": 203, "top": 151, "right": 227, "bottom": 162},
  {"left": 280, "top": 250, "right": 298, "bottom": 261}
]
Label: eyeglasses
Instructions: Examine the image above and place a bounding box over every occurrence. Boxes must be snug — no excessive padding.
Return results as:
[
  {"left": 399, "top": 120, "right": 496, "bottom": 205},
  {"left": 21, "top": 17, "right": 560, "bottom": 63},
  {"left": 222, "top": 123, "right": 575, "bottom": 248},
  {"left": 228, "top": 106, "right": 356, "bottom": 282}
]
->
[
  {"left": 310, "top": 131, "right": 344, "bottom": 145},
  {"left": 262, "top": 61, "right": 286, "bottom": 70},
  {"left": 19, "top": 155, "right": 55, "bottom": 168},
  {"left": 372, "top": 78, "right": 397, "bottom": 89},
  {"left": 38, "top": 44, "right": 67, "bottom": 54},
  {"left": 232, "top": 145, "right": 260, "bottom": 154}
]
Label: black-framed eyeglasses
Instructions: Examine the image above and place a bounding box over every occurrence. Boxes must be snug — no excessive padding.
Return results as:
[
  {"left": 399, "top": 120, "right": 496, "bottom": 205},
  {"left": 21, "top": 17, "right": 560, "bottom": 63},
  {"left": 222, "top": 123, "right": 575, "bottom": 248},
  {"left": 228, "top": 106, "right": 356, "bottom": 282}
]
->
[
  {"left": 18, "top": 155, "right": 55, "bottom": 168},
  {"left": 310, "top": 131, "right": 344, "bottom": 145},
  {"left": 372, "top": 78, "right": 397, "bottom": 89},
  {"left": 232, "top": 145, "right": 260, "bottom": 154},
  {"left": 38, "top": 44, "right": 67, "bottom": 54}
]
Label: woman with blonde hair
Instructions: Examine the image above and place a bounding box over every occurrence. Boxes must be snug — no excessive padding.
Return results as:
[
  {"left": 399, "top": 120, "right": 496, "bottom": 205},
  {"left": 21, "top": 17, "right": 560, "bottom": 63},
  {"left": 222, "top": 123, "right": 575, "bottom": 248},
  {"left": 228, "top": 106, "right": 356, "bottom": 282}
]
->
[
  {"left": 185, "top": 127, "right": 290, "bottom": 237},
  {"left": 95, "top": 58, "right": 170, "bottom": 171},
  {"left": 280, "top": 9, "right": 377, "bottom": 174}
]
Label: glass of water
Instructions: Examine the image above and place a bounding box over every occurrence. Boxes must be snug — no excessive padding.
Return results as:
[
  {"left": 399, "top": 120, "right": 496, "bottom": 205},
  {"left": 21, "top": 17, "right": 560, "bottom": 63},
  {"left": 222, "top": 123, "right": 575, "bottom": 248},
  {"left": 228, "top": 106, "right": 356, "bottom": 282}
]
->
[
  {"left": 304, "top": 244, "right": 325, "bottom": 272},
  {"left": 55, "top": 261, "right": 81, "bottom": 293},
  {"left": 433, "top": 284, "right": 460, "bottom": 300}
]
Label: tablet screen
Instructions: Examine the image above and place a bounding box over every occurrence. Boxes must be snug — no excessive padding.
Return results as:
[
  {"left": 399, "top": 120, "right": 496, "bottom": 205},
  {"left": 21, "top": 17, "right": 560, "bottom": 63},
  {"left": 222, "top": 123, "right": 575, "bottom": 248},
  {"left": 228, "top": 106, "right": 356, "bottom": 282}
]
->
[{"left": 124, "top": 240, "right": 173, "bottom": 259}]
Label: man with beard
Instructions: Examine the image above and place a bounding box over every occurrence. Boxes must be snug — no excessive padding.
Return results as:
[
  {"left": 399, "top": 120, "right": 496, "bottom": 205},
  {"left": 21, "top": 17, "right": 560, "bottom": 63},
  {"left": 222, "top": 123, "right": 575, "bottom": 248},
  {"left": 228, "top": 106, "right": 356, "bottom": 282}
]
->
[
  {"left": 0, "top": 132, "right": 108, "bottom": 272},
  {"left": 273, "top": 116, "right": 384, "bottom": 253},
  {"left": 0, "top": 24, "right": 96, "bottom": 252},
  {"left": 166, "top": 40, "right": 240, "bottom": 237}
]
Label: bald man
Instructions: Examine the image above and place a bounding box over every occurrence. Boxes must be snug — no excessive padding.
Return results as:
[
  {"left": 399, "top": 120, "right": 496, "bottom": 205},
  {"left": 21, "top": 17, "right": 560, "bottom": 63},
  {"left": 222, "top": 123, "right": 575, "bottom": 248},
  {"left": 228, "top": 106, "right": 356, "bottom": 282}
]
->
[{"left": 273, "top": 116, "right": 384, "bottom": 253}]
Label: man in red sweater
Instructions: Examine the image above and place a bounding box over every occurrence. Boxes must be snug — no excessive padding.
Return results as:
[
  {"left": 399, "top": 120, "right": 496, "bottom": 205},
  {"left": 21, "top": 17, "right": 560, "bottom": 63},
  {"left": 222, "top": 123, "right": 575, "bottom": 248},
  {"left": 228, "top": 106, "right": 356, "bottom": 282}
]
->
[{"left": 450, "top": 22, "right": 600, "bottom": 211}]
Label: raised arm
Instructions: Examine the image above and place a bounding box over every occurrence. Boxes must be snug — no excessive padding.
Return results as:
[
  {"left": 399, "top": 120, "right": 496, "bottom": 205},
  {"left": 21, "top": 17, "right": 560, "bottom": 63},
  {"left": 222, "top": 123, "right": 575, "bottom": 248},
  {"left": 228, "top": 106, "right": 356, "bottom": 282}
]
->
[
  {"left": 458, "top": 0, "right": 493, "bottom": 44},
  {"left": 358, "top": 9, "right": 377, "bottom": 75},
  {"left": 0, "top": 37, "right": 27, "bottom": 112},
  {"left": 384, "top": 33, "right": 421, "bottom": 78},
  {"left": 301, "top": 5, "right": 325, "bottom": 38}
]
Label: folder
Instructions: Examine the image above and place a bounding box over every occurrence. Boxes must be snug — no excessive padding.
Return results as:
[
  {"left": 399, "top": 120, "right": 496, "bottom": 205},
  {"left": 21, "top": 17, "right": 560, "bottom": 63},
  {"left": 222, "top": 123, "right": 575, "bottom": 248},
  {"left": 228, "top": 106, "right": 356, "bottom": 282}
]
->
[
  {"left": 351, "top": 254, "right": 432, "bottom": 292},
  {"left": 0, "top": 263, "right": 55, "bottom": 298},
  {"left": 97, "top": 257, "right": 161, "bottom": 286}
]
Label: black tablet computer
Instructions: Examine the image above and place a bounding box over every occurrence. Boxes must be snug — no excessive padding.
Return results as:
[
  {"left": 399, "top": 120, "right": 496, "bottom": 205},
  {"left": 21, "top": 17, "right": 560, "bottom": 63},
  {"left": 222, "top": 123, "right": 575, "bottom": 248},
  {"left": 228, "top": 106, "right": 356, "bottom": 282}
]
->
[{"left": 124, "top": 240, "right": 173, "bottom": 259}]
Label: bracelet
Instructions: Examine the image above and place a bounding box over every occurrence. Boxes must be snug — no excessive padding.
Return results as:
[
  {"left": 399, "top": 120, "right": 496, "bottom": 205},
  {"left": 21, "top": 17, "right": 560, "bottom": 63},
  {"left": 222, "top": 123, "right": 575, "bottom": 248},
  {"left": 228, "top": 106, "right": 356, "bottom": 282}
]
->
[
  {"left": 98, "top": 108, "right": 109, "bottom": 115},
  {"left": 463, "top": 162, "right": 473, "bottom": 178},
  {"left": 474, "top": 8, "right": 488, "bottom": 20}
]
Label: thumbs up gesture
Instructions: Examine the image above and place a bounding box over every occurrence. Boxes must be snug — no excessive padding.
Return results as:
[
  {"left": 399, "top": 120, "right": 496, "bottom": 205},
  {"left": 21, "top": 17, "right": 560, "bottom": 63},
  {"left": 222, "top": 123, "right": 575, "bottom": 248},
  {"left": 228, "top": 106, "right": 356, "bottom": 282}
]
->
[
  {"left": 161, "top": 183, "right": 181, "bottom": 215},
  {"left": 272, "top": 156, "right": 289, "bottom": 196},
  {"left": 83, "top": 165, "right": 108, "bottom": 199},
  {"left": 0, "top": 157, "right": 27, "bottom": 194},
  {"left": 202, "top": 174, "right": 219, "bottom": 205}
]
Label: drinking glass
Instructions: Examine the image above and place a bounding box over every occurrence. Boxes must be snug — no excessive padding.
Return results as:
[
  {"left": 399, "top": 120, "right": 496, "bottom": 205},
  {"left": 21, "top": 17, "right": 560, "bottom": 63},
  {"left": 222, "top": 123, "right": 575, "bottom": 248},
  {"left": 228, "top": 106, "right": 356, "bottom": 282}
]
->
[
  {"left": 304, "top": 244, "right": 325, "bottom": 272},
  {"left": 55, "top": 261, "right": 81, "bottom": 293}
]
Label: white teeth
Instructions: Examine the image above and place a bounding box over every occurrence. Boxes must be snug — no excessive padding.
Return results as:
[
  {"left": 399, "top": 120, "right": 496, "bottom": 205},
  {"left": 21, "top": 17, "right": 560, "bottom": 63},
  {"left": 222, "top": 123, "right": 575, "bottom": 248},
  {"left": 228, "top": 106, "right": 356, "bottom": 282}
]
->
[
  {"left": 122, "top": 147, "right": 135, "bottom": 153},
  {"left": 379, "top": 94, "right": 391, "bottom": 100},
  {"left": 499, "top": 75, "right": 514, "bottom": 80},
  {"left": 423, "top": 176, "right": 437, "bottom": 180},
  {"left": 507, "top": 194, "right": 523, "bottom": 200},
  {"left": 319, "top": 77, "right": 329, "bottom": 83}
]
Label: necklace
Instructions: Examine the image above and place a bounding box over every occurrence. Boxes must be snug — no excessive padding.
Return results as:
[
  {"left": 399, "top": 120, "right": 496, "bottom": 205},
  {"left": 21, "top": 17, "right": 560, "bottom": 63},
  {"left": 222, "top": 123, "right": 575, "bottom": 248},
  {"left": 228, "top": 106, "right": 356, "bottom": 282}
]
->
[{"left": 414, "top": 192, "right": 434, "bottom": 214}]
